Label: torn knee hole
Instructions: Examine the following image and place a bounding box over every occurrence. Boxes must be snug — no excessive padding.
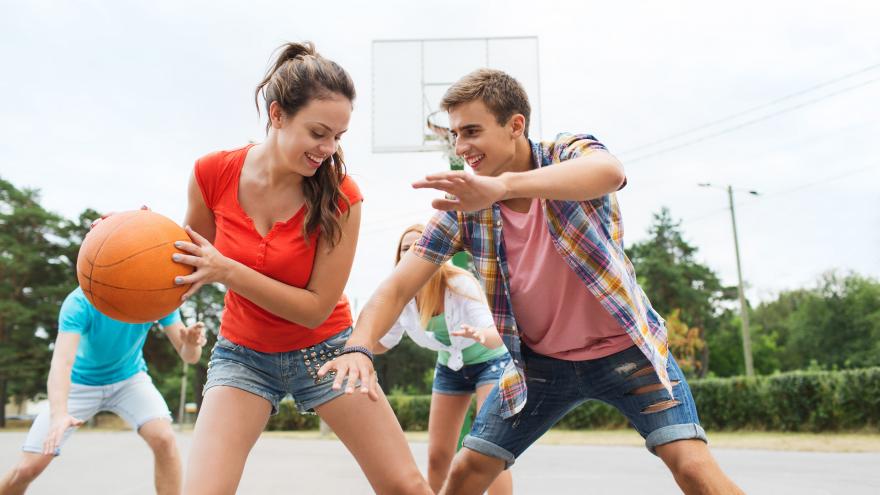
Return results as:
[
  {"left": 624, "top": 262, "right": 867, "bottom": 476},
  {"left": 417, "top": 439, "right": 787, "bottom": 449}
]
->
[
  {"left": 641, "top": 399, "right": 681, "bottom": 414},
  {"left": 630, "top": 380, "right": 680, "bottom": 395},
  {"left": 628, "top": 366, "right": 655, "bottom": 379}
]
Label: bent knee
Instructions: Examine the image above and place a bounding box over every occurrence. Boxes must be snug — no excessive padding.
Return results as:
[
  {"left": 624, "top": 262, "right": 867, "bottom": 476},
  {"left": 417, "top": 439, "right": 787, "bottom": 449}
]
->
[
  {"left": 670, "top": 454, "right": 717, "bottom": 484},
  {"left": 450, "top": 449, "right": 504, "bottom": 478},
  {"left": 143, "top": 431, "right": 178, "bottom": 455},
  {"left": 11, "top": 457, "right": 51, "bottom": 483},
  {"left": 427, "top": 449, "right": 454, "bottom": 471},
  {"left": 377, "top": 469, "right": 431, "bottom": 495}
]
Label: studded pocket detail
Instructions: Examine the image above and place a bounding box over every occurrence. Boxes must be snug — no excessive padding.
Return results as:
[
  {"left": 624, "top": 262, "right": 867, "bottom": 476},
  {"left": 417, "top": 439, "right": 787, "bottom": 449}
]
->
[{"left": 301, "top": 344, "right": 342, "bottom": 384}]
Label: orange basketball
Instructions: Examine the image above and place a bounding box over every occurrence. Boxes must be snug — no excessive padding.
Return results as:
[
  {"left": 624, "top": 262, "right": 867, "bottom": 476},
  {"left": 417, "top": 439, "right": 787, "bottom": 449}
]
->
[{"left": 76, "top": 210, "right": 194, "bottom": 323}]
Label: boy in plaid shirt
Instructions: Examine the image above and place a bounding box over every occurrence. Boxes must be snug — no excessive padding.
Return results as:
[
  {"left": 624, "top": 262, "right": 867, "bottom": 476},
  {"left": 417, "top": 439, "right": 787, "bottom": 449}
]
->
[{"left": 322, "top": 69, "right": 742, "bottom": 494}]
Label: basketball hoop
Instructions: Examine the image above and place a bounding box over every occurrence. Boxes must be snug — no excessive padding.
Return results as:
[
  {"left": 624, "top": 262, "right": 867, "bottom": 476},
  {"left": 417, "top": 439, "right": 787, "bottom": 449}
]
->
[{"left": 427, "top": 110, "right": 464, "bottom": 170}]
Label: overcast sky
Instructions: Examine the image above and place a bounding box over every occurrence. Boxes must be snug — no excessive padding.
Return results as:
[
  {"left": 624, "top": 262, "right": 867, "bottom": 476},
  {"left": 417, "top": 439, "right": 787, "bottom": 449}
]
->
[{"left": 2, "top": 0, "right": 878, "bottom": 313}]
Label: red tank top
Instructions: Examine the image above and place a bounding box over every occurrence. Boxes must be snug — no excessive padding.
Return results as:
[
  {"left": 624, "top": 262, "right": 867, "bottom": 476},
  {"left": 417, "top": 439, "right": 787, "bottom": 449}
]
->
[{"left": 194, "top": 145, "right": 362, "bottom": 352}]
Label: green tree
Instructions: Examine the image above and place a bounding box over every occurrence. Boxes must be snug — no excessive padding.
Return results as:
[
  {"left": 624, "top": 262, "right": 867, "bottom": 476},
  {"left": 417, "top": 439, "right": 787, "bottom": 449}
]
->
[
  {"left": 627, "top": 208, "right": 733, "bottom": 377},
  {"left": 180, "top": 283, "right": 225, "bottom": 410},
  {"left": 770, "top": 272, "right": 880, "bottom": 370},
  {"left": 664, "top": 309, "right": 705, "bottom": 375},
  {"left": 142, "top": 284, "right": 226, "bottom": 416},
  {"left": 704, "top": 309, "right": 781, "bottom": 376},
  {"left": 0, "top": 178, "right": 79, "bottom": 426},
  {"left": 57, "top": 208, "right": 101, "bottom": 274},
  {"left": 749, "top": 289, "right": 813, "bottom": 371},
  {"left": 375, "top": 337, "right": 436, "bottom": 395}
]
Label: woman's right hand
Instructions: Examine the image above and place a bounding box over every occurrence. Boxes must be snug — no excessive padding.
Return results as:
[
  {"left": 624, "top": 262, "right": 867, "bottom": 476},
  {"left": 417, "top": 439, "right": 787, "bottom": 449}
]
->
[
  {"left": 172, "top": 225, "right": 235, "bottom": 301},
  {"left": 317, "top": 352, "right": 380, "bottom": 401}
]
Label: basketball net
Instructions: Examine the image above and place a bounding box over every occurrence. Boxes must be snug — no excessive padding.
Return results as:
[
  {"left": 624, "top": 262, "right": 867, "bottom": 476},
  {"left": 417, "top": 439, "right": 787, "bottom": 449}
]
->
[{"left": 426, "top": 110, "right": 464, "bottom": 171}]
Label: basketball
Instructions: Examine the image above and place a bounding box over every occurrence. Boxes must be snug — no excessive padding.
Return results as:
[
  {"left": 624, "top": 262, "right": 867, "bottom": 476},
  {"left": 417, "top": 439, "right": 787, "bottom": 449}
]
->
[{"left": 76, "top": 210, "right": 194, "bottom": 323}]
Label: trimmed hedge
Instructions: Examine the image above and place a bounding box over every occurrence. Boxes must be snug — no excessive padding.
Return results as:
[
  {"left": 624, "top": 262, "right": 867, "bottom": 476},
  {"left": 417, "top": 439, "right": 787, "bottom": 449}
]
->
[
  {"left": 263, "top": 367, "right": 880, "bottom": 432},
  {"left": 265, "top": 401, "right": 320, "bottom": 431},
  {"left": 386, "top": 394, "right": 436, "bottom": 431},
  {"left": 693, "top": 367, "right": 880, "bottom": 431}
]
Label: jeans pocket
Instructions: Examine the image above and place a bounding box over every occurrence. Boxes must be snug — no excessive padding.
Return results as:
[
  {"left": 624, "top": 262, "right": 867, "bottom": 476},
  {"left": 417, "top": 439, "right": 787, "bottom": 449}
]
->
[
  {"left": 322, "top": 328, "right": 351, "bottom": 350},
  {"left": 215, "top": 335, "right": 242, "bottom": 352},
  {"left": 300, "top": 330, "right": 349, "bottom": 383}
]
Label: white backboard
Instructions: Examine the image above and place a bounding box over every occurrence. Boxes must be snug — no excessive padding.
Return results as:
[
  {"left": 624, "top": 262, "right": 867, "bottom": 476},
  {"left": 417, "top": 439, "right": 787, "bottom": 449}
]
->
[{"left": 372, "top": 36, "right": 541, "bottom": 153}]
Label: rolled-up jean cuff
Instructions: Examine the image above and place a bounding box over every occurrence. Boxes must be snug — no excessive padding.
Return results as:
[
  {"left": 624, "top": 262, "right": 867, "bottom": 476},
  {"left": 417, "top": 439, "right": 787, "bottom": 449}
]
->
[
  {"left": 645, "top": 423, "right": 708, "bottom": 455},
  {"left": 462, "top": 435, "right": 517, "bottom": 469}
]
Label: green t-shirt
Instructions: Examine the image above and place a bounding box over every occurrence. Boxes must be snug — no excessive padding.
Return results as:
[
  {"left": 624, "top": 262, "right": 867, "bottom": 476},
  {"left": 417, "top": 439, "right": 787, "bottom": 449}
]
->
[{"left": 431, "top": 313, "right": 508, "bottom": 367}]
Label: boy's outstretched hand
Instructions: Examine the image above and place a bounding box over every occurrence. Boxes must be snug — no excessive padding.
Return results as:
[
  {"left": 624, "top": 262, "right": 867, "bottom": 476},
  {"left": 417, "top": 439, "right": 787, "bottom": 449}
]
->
[{"left": 412, "top": 171, "right": 508, "bottom": 212}]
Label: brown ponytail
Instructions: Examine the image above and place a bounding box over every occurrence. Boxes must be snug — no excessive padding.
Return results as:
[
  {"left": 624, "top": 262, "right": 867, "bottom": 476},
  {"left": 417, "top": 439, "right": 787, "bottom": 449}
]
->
[{"left": 255, "top": 42, "right": 357, "bottom": 247}]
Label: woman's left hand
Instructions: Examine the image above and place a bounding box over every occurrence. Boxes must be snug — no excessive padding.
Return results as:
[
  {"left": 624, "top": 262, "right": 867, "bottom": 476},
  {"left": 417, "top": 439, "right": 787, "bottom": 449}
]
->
[
  {"left": 452, "top": 324, "right": 505, "bottom": 350},
  {"left": 172, "top": 225, "right": 233, "bottom": 300}
]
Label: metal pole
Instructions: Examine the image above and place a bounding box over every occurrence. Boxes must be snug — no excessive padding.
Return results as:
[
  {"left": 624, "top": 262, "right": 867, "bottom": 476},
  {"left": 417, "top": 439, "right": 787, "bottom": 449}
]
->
[
  {"left": 177, "top": 362, "right": 188, "bottom": 430},
  {"left": 727, "top": 186, "right": 754, "bottom": 377}
]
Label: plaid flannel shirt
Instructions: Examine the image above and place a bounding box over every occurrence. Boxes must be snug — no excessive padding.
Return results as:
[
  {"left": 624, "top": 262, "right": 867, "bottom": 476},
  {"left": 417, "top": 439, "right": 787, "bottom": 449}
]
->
[{"left": 411, "top": 133, "right": 670, "bottom": 418}]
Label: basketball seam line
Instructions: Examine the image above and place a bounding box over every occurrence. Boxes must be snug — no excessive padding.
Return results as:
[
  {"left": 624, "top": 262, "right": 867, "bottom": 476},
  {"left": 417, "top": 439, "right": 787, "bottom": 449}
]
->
[
  {"left": 85, "top": 213, "right": 142, "bottom": 297},
  {"left": 90, "top": 240, "right": 184, "bottom": 268},
  {"left": 86, "top": 277, "right": 184, "bottom": 292},
  {"left": 89, "top": 290, "right": 146, "bottom": 323}
]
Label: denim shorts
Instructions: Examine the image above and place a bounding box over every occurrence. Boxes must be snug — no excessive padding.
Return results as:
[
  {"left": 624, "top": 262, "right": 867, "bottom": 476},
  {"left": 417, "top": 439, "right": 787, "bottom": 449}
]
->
[
  {"left": 204, "top": 327, "right": 352, "bottom": 415},
  {"left": 433, "top": 355, "right": 510, "bottom": 395},
  {"left": 463, "top": 345, "right": 708, "bottom": 467},
  {"left": 22, "top": 372, "right": 170, "bottom": 456}
]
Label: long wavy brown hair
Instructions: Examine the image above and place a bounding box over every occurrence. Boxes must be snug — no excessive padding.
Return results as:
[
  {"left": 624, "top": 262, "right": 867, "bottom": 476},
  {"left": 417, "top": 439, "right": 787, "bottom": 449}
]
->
[
  {"left": 396, "top": 224, "right": 483, "bottom": 328},
  {"left": 254, "top": 41, "right": 355, "bottom": 247}
]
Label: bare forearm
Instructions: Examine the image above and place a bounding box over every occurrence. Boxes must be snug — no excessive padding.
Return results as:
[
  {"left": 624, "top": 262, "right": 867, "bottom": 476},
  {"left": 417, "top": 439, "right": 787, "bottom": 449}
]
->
[
  {"left": 222, "top": 260, "right": 333, "bottom": 328},
  {"left": 47, "top": 365, "right": 72, "bottom": 416},
  {"left": 481, "top": 329, "right": 504, "bottom": 349},
  {"left": 500, "top": 153, "right": 625, "bottom": 202},
  {"left": 179, "top": 344, "right": 201, "bottom": 364},
  {"left": 348, "top": 284, "right": 410, "bottom": 350}
]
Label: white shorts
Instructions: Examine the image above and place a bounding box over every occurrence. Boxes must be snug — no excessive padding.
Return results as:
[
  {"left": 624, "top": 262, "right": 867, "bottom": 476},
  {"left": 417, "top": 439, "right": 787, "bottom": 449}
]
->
[{"left": 22, "top": 372, "right": 171, "bottom": 456}]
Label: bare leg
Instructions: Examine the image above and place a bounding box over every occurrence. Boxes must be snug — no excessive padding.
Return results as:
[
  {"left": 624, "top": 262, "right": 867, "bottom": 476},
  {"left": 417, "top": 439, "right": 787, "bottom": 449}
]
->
[
  {"left": 655, "top": 439, "right": 744, "bottom": 495},
  {"left": 138, "top": 418, "right": 182, "bottom": 495},
  {"left": 474, "top": 385, "right": 512, "bottom": 495},
  {"left": 439, "top": 448, "right": 505, "bottom": 495},
  {"left": 0, "top": 453, "right": 54, "bottom": 495},
  {"left": 426, "top": 393, "right": 471, "bottom": 492},
  {"left": 183, "top": 387, "right": 271, "bottom": 495},
  {"left": 316, "top": 388, "right": 432, "bottom": 495}
]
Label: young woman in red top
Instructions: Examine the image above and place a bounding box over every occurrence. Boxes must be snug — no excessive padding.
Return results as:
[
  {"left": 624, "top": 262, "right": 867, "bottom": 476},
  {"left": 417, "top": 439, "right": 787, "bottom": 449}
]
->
[{"left": 173, "top": 42, "right": 431, "bottom": 494}]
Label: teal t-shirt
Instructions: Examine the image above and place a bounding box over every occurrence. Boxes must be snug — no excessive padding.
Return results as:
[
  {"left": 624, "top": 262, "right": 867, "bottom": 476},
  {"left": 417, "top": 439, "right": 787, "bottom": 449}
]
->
[
  {"left": 58, "top": 288, "right": 182, "bottom": 386},
  {"left": 431, "top": 313, "right": 508, "bottom": 367}
]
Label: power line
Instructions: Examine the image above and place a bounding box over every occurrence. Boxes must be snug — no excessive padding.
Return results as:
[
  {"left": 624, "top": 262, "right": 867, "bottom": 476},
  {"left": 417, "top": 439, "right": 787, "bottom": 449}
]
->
[
  {"left": 683, "top": 163, "right": 880, "bottom": 225},
  {"left": 623, "top": 76, "right": 880, "bottom": 164},
  {"left": 620, "top": 61, "right": 880, "bottom": 156}
]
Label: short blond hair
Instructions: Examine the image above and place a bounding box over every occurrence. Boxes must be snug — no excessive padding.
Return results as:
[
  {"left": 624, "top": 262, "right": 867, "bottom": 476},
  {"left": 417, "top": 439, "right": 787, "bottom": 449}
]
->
[{"left": 440, "top": 68, "right": 531, "bottom": 137}]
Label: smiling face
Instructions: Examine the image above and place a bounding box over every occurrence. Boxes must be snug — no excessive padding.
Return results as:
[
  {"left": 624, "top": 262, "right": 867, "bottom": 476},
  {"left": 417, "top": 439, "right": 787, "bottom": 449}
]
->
[
  {"left": 447, "top": 99, "right": 525, "bottom": 177},
  {"left": 269, "top": 93, "right": 351, "bottom": 177}
]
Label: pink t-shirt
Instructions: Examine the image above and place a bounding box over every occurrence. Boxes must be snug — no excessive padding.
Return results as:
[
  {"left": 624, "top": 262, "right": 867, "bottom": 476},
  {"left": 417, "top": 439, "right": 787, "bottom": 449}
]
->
[{"left": 500, "top": 199, "right": 634, "bottom": 361}]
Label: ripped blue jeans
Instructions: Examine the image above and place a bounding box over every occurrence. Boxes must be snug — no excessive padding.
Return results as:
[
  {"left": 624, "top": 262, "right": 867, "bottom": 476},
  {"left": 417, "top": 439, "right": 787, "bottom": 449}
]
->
[{"left": 463, "top": 344, "right": 707, "bottom": 468}]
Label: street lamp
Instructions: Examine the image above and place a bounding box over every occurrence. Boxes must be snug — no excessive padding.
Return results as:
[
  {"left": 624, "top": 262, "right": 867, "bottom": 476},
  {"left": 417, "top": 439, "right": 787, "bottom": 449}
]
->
[{"left": 698, "top": 183, "right": 759, "bottom": 377}]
